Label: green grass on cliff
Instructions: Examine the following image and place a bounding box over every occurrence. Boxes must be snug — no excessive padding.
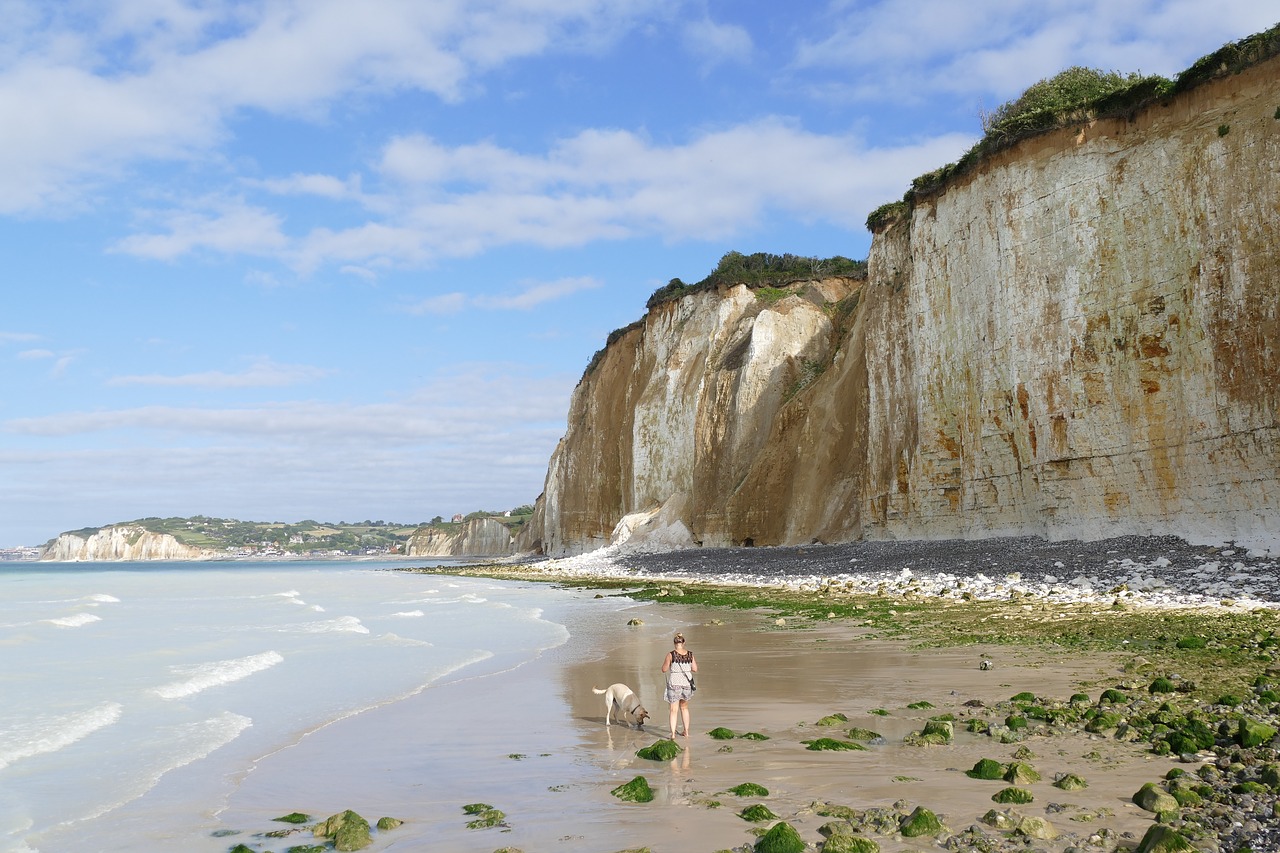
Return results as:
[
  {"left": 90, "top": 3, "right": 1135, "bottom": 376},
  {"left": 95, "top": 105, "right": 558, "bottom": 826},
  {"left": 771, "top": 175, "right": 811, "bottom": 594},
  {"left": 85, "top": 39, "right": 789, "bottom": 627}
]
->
[{"left": 867, "top": 21, "right": 1280, "bottom": 231}]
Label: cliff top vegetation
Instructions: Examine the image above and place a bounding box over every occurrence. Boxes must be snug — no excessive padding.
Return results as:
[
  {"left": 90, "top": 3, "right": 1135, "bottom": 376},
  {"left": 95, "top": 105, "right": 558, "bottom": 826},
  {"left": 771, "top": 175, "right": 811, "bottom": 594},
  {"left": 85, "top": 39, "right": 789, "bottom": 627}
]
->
[
  {"left": 582, "top": 251, "right": 867, "bottom": 380},
  {"left": 646, "top": 250, "right": 867, "bottom": 310},
  {"left": 867, "top": 20, "right": 1280, "bottom": 231}
]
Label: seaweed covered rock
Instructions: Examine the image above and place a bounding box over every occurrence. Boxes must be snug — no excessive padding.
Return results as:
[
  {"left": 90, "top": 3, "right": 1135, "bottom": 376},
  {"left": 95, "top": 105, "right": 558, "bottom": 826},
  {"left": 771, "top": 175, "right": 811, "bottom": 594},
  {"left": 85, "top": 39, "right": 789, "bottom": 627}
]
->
[
  {"left": 375, "top": 817, "right": 402, "bottom": 831},
  {"left": 1003, "top": 762, "right": 1040, "bottom": 784},
  {"left": 708, "top": 726, "right": 738, "bottom": 739},
  {"left": 611, "top": 776, "right": 655, "bottom": 803},
  {"left": 966, "top": 758, "right": 1005, "bottom": 780},
  {"left": 755, "top": 820, "right": 805, "bottom": 853},
  {"left": 905, "top": 720, "right": 953, "bottom": 746},
  {"left": 313, "top": 810, "right": 372, "bottom": 851},
  {"left": 1015, "top": 815, "right": 1057, "bottom": 840},
  {"left": 739, "top": 804, "right": 779, "bottom": 822},
  {"left": 1134, "top": 824, "right": 1195, "bottom": 852},
  {"left": 815, "top": 713, "right": 849, "bottom": 726},
  {"left": 728, "top": 782, "right": 770, "bottom": 797},
  {"left": 637, "top": 739, "right": 683, "bottom": 760},
  {"left": 846, "top": 727, "right": 881, "bottom": 741},
  {"left": 1236, "top": 717, "right": 1278, "bottom": 748},
  {"left": 820, "top": 833, "right": 879, "bottom": 853},
  {"left": 898, "top": 806, "right": 942, "bottom": 838},
  {"left": 1133, "top": 782, "right": 1179, "bottom": 814},
  {"left": 992, "top": 787, "right": 1034, "bottom": 804},
  {"left": 272, "top": 813, "right": 312, "bottom": 824},
  {"left": 1053, "top": 773, "right": 1088, "bottom": 791},
  {"left": 803, "top": 737, "right": 866, "bottom": 751}
]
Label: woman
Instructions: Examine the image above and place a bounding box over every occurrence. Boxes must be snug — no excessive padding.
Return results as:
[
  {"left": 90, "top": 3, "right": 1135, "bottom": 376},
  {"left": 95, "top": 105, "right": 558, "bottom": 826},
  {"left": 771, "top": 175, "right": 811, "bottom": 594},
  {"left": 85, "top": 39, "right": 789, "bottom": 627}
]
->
[{"left": 661, "top": 632, "right": 698, "bottom": 739}]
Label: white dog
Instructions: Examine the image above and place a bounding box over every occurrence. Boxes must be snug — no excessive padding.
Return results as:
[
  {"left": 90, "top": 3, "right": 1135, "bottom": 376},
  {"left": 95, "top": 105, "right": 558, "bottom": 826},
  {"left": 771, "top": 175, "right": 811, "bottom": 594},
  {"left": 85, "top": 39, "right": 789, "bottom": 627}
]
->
[{"left": 593, "top": 683, "right": 650, "bottom": 728}]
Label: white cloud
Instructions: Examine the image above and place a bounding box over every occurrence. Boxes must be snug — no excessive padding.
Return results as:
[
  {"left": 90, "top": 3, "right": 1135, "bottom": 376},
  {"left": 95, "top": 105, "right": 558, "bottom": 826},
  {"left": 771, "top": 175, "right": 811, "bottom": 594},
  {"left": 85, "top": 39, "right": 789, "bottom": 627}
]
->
[
  {"left": 113, "top": 200, "right": 288, "bottom": 259},
  {"left": 134, "top": 121, "right": 970, "bottom": 271},
  {"left": 106, "top": 358, "right": 332, "bottom": 389},
  {"left": 474, "top": 276, "right": 602, "bottom": 310},
  {"left": 794, "top": 0, "right": 1280, "bottom": 102},
  {"left": 405, "top": 276, "right": 601, "bottom": 314},
  {"left": 682, "top": 17, "right": 752, "bottom": 69},
  {"left": 17, "top": 348, "right": 54, "bottom": 360},
  {"left": 0, "top": 332, "right": 41, "bottom": 344},
  {"left": 0, "top": 0, "right": 665, "bottom": 215},
  {"left": 254, "top": 173, "right": 362, "bottom": 200}
]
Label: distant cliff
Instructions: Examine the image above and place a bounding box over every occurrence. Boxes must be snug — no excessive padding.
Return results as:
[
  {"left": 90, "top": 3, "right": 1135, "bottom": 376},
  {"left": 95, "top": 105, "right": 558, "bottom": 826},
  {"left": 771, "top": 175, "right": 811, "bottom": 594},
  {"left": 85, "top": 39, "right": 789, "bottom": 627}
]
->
[
  {"left": 41, "top": 526, "right": 215, "bottom": 561},
  {"left": 407, "top": 517, "right": 515, "bottom": 557},
  {"left": 523, "top": 46, "right": 1279, "bottom": 556}
]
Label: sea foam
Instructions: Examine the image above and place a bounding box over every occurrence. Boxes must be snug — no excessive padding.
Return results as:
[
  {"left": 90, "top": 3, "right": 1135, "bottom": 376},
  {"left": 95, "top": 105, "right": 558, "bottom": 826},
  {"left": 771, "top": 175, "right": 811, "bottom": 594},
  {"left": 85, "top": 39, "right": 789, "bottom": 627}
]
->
[
  {"left": 153, "top": 651, "right": 285, "bottom": 700},
  {"left": 0, "top": 701, "right": 124, "bottom": 769},
  {"left": 42, "top": 613, "right": 102, "bottom": 628}
]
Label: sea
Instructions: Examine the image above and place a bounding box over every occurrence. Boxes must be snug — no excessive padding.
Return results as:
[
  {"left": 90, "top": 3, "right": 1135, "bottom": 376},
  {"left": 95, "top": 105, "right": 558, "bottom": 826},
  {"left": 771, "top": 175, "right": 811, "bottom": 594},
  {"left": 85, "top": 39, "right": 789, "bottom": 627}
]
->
[{"left": 0, "top": 559, "right": 603, "bottom": 853}]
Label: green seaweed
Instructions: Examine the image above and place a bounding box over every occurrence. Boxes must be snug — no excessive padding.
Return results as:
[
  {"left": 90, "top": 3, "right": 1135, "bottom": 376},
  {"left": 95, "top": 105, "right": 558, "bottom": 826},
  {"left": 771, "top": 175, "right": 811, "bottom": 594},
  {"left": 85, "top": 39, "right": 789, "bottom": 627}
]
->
[
  {"left": 611, "top": 776, "right": 655, "bottom": 803},
  {"left": 728, "top": 782, "right": 770, "bottom": 797},
  {"left": 803, "top": 737, "right": 866, "bottom": 751}
]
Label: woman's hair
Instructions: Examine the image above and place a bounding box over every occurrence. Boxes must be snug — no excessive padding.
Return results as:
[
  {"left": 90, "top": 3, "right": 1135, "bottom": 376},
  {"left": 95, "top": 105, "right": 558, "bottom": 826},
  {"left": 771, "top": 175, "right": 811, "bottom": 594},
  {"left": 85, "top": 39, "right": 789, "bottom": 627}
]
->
[{"left": 673, "top": 633, "right": 685, "bottom": 643}]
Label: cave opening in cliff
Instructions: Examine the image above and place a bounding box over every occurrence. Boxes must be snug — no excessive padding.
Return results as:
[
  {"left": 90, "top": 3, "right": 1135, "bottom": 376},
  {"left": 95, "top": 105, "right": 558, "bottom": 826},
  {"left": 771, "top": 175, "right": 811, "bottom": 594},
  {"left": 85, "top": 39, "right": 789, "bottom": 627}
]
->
[{"left": 741, "top": 537, "right": 754, "bottom": 547}]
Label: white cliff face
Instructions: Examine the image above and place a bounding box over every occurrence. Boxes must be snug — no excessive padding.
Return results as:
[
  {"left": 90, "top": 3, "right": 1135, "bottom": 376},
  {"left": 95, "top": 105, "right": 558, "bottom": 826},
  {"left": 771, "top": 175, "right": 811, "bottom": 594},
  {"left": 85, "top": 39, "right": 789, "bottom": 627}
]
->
[
  {"left": 538, "top": 281, "right": 855, "bottom": 555},
  {"left": 529, "top": 57, "right": 1280, "bottom": 556},
  {"left": 406, "top": 517, "right": 515, "bottom": 557},
  {"left": 861, "top": 59, "right": 1279, "bottom": 550},
  {"left": 39, "top": 527, "right": 214, "bottom": 561}
]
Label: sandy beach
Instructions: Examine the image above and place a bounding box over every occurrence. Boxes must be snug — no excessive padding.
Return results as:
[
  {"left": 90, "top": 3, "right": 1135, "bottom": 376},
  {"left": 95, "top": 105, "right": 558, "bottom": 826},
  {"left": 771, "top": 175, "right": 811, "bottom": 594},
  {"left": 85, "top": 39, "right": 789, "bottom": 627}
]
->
[{"left": 206, "top": 582, "right": 1192, "bottom": 853}]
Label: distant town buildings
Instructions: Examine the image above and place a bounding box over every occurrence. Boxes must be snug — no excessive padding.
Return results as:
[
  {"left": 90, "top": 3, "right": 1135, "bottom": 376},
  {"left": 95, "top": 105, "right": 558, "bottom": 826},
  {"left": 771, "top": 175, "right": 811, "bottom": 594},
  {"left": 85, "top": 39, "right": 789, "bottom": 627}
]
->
[{"left": 0, "top": 546, "right": 41, "bottom": 561}]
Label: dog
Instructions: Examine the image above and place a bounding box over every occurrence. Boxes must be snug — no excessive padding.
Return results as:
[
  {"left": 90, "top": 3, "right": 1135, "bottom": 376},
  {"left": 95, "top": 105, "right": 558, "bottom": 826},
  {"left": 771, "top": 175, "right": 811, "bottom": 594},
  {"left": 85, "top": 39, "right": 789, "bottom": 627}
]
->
[{"left": 593, "top": 683, "right": 650, "bottom": 728}]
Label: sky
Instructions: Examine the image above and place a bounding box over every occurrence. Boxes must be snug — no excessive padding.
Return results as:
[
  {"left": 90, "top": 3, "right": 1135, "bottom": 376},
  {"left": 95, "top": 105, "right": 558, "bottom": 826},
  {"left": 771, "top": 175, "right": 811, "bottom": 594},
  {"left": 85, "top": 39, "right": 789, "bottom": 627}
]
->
[{"left": 1, "top": 1, "right": 1274, "bottom": 547}]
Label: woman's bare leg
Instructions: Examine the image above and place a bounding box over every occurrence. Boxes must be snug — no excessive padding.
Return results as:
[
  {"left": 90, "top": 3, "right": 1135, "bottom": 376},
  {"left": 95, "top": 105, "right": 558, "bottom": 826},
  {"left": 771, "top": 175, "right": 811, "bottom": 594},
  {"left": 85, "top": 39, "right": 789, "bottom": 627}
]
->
[
  {"left": 668, "top": 702, "right": 679, "bottom": 739},
  {"left": 679, "top": 699, "right": 691, "bottom": 736}
]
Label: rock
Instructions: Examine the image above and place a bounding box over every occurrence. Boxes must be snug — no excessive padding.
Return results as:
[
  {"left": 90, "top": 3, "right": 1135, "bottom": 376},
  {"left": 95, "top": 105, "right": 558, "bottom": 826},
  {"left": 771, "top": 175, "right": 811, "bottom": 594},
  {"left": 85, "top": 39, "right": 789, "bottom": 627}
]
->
[
  {"left": 820, "top": 834, "right": 879, "bottom": 853},
  {"left": 375, "top": 816, "right": 402, "bottom": 831},
  {"left": 312, "top": 810, "right": 372, "bottom": 851},
  {"left": 739, "top": 804, "right": 779, "bottom": 822},
  {"left": 1133, "top": 782, "right": 1179, "bottom": 814},
  {"left": 1236, "top": 717, "right": 1278, "bottom": 748},
  {"left": 992, "top": 787, "right": 1033, "bottom": 804},
  {"left": 898, "top": 806, "right": 943, "bottom": 838},
  {"left": 1015, "top": 815, "right": 1057, "bottom": 839},
  {"left": 611, "top": 776, "right": 655, "bottom": 803},
  {"left": 980, "top": 809, "right": 1017, "bottom": 830},
  {"left": 803, "top": 737, "right": 866, "bottom": 751},
  {"left": 626, "top": 618, "right": 644, "bottom": 626},
  {"left": 1003, "top": 762, "right": 1040, "bottom": 784},
  {"left": 637, "top": 739, "right": 683, "bottom": 759},
  {"left": 966, "top": 758, "right": 1005, "bottom": 780},
  {"left": 272, "top": 812, "right": 311, "bottom": 824},
  {"left": 755, "top": 820, "right": 805, "bottom": 853},
  {"left": 1053, "top": 773, "right": 1089, "bottom": 791},
  {"left": 1134, "top": 824, "right": 1195, "bottom": 852},
  {"left": 815, "top": 712, "right": 850, "bottom": 726},
  {"left": 708, "top": 726, "right": 737, "bottom": 739},
  {"left": 979, "top": 659, "right": 994, "bottom": 670},
  {"left": 728, "top": 782, "right": 770, "bottom": 797}
]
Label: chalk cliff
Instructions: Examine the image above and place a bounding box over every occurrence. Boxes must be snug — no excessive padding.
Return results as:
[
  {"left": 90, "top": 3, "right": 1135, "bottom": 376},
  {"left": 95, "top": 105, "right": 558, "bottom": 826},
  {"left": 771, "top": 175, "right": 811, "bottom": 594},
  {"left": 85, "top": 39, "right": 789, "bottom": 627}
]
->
[
  {"left": 407, "top": 517, "right": 515, "bottom": 557},
  {"left": 40, "top": 526, "right": 215, "bottom": 561},
  {"left": 525, "top": 51, "right": 1279, "bottom": 556}
]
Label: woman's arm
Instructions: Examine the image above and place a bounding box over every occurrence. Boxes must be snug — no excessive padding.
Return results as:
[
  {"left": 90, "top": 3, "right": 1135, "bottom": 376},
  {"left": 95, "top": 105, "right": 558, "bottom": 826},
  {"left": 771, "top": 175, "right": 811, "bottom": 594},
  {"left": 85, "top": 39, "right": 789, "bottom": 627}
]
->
[
  {"left": 661, "top": 652, "right": 672, "bottom": 673},
  {"left": 689, "top": 653, "right": 698, "bottom": 673}
]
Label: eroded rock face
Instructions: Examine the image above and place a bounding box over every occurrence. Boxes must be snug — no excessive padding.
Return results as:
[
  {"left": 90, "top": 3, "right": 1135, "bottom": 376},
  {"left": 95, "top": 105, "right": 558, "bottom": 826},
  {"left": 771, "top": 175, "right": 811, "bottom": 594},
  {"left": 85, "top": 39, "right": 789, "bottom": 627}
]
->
[
  {"left": 528, "top": 57, "right": 1279, "bottom": 556},
  {"left": 39, "top": 527, "right": 213, "bottom": 561},
  {"left": 406, "top": 517, "right": 515, "bottom": 557}
]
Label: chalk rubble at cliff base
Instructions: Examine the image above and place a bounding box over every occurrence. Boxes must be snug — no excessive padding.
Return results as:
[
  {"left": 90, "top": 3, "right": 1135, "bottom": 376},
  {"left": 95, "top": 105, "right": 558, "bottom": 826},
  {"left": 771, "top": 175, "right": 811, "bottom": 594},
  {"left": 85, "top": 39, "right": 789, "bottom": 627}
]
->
[{"left": 517, "top": 535, "right": 1280, "bottom": 611}]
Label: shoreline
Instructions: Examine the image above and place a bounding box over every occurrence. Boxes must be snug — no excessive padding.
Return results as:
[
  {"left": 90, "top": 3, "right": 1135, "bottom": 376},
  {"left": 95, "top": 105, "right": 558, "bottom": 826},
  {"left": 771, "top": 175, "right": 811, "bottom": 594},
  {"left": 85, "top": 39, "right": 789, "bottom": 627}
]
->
[{"left": 214, "top": 547, "right": 1280, "bottom": 853}]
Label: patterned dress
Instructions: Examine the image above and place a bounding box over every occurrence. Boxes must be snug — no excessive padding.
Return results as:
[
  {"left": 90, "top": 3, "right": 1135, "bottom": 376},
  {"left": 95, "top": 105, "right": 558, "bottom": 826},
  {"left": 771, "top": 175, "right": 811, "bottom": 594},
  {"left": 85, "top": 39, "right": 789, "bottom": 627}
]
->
[{"left": 664, "top": 649, "right": 694, "bottom": 702}]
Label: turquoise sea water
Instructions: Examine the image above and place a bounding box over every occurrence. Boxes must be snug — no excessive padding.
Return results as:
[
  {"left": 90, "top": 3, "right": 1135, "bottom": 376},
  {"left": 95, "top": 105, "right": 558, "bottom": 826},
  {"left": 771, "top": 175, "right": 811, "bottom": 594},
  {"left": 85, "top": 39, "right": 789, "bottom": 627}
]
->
[{"left": 0, "top": 560, "right": 584, "bottom": 852}]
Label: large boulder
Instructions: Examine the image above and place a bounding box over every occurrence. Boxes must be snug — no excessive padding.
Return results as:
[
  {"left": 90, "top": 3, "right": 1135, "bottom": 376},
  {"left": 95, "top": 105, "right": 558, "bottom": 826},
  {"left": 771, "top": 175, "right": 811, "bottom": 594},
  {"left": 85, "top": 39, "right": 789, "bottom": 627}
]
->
[{"left": 313, "top": 810, "right": 372, "bottom": 852}]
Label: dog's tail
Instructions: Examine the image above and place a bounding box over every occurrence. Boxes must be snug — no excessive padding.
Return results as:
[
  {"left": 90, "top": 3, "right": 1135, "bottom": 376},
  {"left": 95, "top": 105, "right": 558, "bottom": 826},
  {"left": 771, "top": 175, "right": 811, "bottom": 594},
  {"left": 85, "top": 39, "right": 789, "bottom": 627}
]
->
[{"left": 592, "top": 686, "right": 606, "bottom": 694}]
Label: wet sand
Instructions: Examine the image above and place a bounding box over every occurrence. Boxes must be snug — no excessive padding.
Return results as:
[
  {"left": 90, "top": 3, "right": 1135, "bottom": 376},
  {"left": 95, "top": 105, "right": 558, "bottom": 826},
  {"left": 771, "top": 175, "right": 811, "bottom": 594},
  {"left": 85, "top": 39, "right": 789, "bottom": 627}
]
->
[{"left": 212, "top": 587, "right": 1177, "bottom": 853}]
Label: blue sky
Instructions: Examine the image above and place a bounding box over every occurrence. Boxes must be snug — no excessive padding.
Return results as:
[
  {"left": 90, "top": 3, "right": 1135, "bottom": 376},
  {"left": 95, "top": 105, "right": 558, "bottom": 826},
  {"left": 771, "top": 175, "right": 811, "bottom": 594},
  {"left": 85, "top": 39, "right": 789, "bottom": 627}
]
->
[{"left": 1, "top": 1, "right": 1273, "bottom": 546}]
